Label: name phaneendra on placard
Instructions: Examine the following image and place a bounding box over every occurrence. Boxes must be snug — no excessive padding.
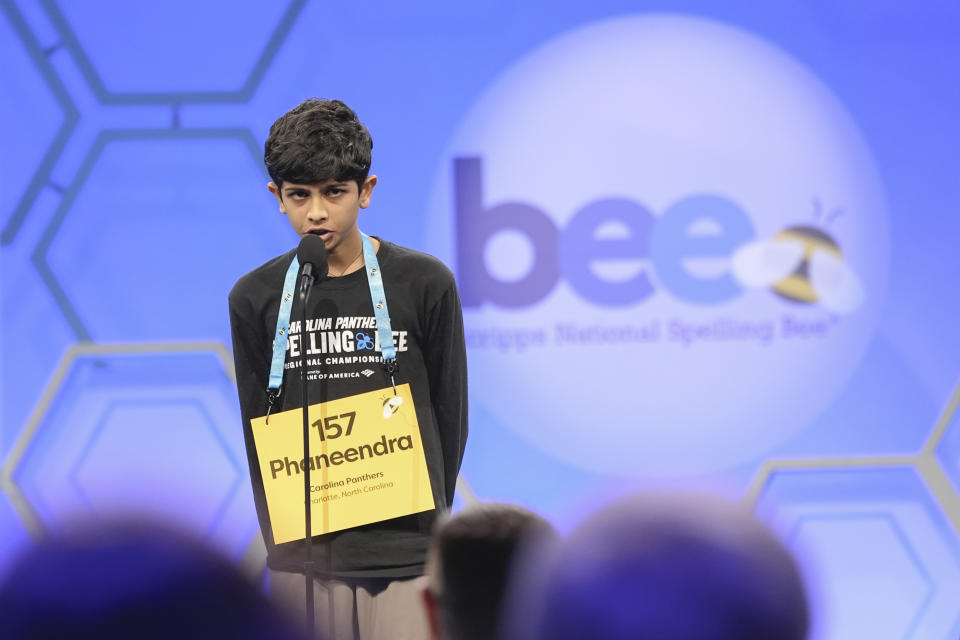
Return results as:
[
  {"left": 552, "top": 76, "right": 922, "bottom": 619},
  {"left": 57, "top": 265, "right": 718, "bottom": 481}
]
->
[{"left": 268, "top": 434, "right": 414, "bottom": 480}]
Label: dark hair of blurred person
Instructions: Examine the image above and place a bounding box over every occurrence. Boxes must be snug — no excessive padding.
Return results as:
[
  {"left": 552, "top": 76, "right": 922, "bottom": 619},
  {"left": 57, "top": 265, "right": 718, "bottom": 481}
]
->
[
  {"left": 0, "top": 519, "right": 308, "bottom": 640},
  {"left": 421, "top": 502, "right": 556, "bottom": 640},
  {"left": 502, "top": 493, "right": 808, "bottom": 640}
]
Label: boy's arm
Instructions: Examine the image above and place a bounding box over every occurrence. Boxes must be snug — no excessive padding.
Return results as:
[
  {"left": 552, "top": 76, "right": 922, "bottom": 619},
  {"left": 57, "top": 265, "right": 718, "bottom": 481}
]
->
[
  {"left": 228, "top": 292, "right": 271, "bottom": 486},
  {"left": 424, "top": 281, "right": 469, "bottom": 508}
]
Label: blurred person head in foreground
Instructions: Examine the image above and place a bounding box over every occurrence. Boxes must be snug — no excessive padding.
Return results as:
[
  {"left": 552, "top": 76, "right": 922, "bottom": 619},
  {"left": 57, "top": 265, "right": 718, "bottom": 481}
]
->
[
  {"left": 503, "top": 492, "right": 808, "bottom": 640},
  {"left": 421, "top": 502, "right": 556, "bottom": 640},
  {"left": 0, "top": 519, "right": 307, "bottom": 640}
]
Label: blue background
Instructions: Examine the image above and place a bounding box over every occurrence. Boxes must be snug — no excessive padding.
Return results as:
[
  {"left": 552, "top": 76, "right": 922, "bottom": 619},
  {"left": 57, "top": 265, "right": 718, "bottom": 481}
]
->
[{"left": 2, "top": 1, "right": 959, "bottom": 637}]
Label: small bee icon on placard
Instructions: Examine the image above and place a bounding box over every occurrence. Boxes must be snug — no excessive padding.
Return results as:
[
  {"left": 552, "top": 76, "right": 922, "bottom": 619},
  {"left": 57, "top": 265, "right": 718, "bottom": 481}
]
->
[{"left": 382, "top": 395, "right": 404, "bottom": 419}]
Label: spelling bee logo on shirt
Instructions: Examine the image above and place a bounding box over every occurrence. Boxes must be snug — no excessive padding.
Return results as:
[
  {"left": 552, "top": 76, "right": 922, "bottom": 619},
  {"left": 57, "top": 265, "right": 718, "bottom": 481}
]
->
[{"left": 426, "top": 14, "right": 890, "bottom": 476}]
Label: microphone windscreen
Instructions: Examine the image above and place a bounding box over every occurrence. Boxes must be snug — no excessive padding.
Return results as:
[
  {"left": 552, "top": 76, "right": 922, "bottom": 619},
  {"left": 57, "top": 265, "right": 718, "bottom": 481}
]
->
[{"left": 297, "top": 234, "right": 328, "bottom": 279}]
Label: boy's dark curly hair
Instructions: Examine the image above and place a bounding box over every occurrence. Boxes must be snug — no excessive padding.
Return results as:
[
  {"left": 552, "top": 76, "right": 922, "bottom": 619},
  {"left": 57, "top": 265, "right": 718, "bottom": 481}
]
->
[{"left": 264, "top": 98, "right": 372, "bottom": 191}]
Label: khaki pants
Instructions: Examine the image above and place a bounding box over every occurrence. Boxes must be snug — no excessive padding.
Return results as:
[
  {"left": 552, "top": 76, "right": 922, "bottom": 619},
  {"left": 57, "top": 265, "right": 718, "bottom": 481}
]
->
[{"left": 269, "top": 570, "right": 429, "bottom": 640}]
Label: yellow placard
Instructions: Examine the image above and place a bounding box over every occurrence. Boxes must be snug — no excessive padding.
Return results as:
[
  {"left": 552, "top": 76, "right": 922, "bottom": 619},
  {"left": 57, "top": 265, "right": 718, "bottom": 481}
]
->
[{"left": 250, "top": 383, "right": 434, "bottom": 544}]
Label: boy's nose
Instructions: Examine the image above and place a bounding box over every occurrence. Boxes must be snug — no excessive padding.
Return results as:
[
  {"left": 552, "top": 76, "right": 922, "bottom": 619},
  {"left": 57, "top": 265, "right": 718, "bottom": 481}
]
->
[{"left": 307, "top": 200, "right": 327, "bottom": 221}]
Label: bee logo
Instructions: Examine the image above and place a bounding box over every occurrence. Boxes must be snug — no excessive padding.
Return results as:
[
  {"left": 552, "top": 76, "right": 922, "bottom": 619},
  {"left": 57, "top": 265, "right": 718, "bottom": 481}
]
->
[
  {"left": 731, "top": 201, "right": 864, "bottom": 313},
  {"left": 382, "top": 395, "right": 403, "bottom": 419}
]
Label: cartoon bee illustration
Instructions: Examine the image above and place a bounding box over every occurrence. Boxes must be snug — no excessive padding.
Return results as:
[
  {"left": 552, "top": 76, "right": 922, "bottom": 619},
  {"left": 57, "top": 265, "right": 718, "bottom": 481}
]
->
[
  {"left": 731, "top": 201, "right": 864, "bottom": 313},
  {"left": 382, "top": 395, "right": 403, "bottom": 419}
]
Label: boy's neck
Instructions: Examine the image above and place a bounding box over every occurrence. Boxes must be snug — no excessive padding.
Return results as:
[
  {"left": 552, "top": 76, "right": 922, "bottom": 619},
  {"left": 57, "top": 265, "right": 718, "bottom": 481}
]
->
[{"left": 326, "top": 233, "right": 379, "bottom": 277}]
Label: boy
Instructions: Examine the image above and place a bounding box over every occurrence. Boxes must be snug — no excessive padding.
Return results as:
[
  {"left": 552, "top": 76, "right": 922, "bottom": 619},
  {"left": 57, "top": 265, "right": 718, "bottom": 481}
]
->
[{"left": 229, "top": 98, "right": 468, "bottom": 640}]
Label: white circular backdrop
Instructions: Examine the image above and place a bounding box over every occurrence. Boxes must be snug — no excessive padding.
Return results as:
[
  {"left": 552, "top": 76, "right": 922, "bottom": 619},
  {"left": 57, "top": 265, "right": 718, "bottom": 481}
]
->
[{"left": 427, "top": 14, "right": 890, "bottom": 476}]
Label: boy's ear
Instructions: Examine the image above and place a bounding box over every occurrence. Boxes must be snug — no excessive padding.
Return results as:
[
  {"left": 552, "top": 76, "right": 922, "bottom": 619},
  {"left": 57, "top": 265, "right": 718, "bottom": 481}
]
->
[
  {"left": 419, "top": 578, "right": 441, "bottom": 640},
  {"left": 267, "top": 181, "right": 286, "bottom": 213},
  {"left": 359, "top": 175, "right": 378, "bottom": 209}
]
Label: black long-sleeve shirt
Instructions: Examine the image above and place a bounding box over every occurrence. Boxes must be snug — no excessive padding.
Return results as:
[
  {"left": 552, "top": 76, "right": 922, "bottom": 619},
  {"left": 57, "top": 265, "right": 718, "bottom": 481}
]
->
[{"left": 228, "top": 239, "right": 468, "bottom": 577}]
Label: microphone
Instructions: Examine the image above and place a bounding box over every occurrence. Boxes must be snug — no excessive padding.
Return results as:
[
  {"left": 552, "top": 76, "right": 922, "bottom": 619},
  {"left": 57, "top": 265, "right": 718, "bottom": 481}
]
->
[{"left": 297, "top": 234, "right": 327, "bottom": 301}]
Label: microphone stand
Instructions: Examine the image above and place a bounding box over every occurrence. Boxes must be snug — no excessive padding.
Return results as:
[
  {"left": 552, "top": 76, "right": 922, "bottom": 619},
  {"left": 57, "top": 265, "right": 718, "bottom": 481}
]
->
[
  {"left": 299, "top": 272, "right": 315, "bottom": 639},
  {"left": 300, "top": 266, "right": 337, "bottom": 640},
  {"left": 291, "top": 235, "right": 331, "bottom": 639},
  {"left": 299, "top": 267, "right": 337, "bottom": 640}
]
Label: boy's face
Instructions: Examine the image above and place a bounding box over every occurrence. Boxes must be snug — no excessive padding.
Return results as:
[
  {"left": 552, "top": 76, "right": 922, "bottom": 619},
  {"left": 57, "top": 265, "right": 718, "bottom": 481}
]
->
[{"left": 268, "top": 176, "right": 377, "bottom": 260}]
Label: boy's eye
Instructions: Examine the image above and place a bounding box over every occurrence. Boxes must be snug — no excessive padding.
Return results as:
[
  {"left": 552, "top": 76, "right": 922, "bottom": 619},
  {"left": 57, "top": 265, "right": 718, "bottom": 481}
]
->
[
  {"left": 289, "top": 190, "right": 309, "bottom": 199},
  {"left": 325, "top": 188, "right": 344, "bottom": 197}
]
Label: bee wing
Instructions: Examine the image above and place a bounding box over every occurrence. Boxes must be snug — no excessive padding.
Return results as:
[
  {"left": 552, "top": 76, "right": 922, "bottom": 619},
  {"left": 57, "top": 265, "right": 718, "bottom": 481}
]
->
[
  {"left": 731, "top": 240, "right": 805, "bottom": 287},
  {"left": 809, "top": 249, "right": 864, "bottom": 313}
]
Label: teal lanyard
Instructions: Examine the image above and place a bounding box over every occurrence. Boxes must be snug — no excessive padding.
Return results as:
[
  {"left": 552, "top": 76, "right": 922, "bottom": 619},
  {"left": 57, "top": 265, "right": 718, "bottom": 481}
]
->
[{"left": 266, "top": 233, "right": 397, "bottom": 417}]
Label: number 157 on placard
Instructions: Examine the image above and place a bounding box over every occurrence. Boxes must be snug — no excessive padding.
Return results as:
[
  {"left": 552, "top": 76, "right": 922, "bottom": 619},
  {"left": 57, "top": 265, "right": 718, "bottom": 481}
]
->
[{"left": 312, "top": 412, "right": 356, "bottom": 441}]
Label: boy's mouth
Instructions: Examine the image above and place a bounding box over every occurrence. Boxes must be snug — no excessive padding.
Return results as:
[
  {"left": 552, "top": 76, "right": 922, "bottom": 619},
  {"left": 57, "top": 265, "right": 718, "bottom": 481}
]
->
[{"left": 307, "top": 228, "right": 332, "bottom": 241}]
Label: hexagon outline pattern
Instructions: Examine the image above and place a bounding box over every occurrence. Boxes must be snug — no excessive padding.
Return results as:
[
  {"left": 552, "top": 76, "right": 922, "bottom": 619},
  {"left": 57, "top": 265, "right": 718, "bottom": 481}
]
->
[
  {"left": 746, "top": 381, "right": 960, "bottom": 536},
  {"left": 39, "top": 0, "right": 306, "bottom": 105},
  {"left": 746, "top": 382, "right": 960, "bottom": 637},
  {"left": 0, "top": 341, "right": 236, "bottom": 536},
  {"left": 789, "top": 511, "right": 935, "bottom": 639},
  {"left": 30, "top": 127, "right": 266, "bottom": 341},
  {"left": 0, "top": 0, "right": 79, "bottom": 246},
  {"left": 65, "top": 397, "right": 244, "bottom": 536}
]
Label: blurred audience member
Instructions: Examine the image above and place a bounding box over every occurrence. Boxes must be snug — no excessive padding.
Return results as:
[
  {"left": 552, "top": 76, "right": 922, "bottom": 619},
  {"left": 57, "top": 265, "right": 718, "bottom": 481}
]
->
[
  {"left": 0, "top": 520, "right": 308, "bottom": 640},
  {"left": 503, "top": 493, "right": 808, "bottom": 640},
  {"left": 421, "top": 502, "right": 556, "bottom": 640}
]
